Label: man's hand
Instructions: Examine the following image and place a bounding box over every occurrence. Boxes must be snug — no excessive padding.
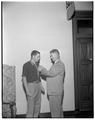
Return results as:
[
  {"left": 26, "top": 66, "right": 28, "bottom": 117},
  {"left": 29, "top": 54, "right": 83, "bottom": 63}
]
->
[
  {"left": 26, "top": 90, "right": 32, "bottom": 97},
  {"left": 40, "top": 83, "right": 45, "bottom": 94},
  {"left": 38, "top": 65, "right": 44, "bottom": 72},
  {"left": 22, "top": 77, "right": 32, "bottom": 97},
  {"left": 41, "top": 86, "right": 45, "bottom": 94}
]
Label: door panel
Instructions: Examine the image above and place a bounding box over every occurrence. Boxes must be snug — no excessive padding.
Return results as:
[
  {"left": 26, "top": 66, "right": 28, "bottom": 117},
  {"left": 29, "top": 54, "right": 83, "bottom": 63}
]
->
[{"left": 77, "top": 38, "right": 93, "bottom": 111}]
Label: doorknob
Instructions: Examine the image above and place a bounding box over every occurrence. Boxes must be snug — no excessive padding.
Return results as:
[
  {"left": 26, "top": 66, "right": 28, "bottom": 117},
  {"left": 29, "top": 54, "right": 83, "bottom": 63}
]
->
[{"left": 89, "top": 58, "right": 93, "bottom": 61}]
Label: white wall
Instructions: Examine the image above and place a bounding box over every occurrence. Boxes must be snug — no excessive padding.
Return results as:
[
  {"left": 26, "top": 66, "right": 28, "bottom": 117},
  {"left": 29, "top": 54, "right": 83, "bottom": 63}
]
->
[{"left": 3, "top": 2, "right": 75, "bottom": 114}]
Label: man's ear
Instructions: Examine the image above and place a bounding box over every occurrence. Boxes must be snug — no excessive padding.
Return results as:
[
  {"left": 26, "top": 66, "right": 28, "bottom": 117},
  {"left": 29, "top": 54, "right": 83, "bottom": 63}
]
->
[{"left": 32, "top": 55, "right": 35, "bottom": 60}]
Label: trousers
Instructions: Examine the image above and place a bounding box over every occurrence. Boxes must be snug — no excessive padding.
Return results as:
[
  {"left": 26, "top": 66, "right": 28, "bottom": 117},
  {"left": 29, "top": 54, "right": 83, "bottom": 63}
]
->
[
  {"left": 26, "top": 82, "right": 41, "bottom": 118},
  {"left": 49, "top": 95, "right": 64, "bottom": 118}
]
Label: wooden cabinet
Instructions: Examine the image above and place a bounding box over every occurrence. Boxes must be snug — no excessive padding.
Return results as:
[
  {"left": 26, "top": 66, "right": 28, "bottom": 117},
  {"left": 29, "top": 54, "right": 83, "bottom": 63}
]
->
[{"left": 72, "top": 11, "right": 93, "bottom": 112}]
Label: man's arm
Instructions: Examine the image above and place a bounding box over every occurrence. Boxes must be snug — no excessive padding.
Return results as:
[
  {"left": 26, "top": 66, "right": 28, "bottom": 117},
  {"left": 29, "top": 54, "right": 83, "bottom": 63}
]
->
[
  {"left": 40, "top": 64, "right": 65, "bottom": 77},
  {"left": 22, "top": 76, "right": 31, "bottom": 96},
  {"left": 22, "top": 64, "right": 31, "bottom": 96}
]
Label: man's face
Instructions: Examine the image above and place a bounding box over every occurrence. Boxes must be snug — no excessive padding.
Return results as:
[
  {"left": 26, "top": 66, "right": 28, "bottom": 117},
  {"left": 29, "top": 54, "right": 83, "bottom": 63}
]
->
[
  {"left": 33, "top": 53, "right": 40, "bottom": 65},
  {"left": 50, "top": 53, "right": 57, "bottom": 64}
]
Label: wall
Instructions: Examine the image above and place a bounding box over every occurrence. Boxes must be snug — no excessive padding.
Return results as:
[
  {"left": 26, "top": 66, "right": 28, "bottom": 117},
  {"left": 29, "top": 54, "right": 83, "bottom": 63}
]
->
[
  {"left": 75, "top": 2, "right": 93, "bottom": 11},
  {"left": 3, "top": 2, "right": 75, "bottom": 114}
]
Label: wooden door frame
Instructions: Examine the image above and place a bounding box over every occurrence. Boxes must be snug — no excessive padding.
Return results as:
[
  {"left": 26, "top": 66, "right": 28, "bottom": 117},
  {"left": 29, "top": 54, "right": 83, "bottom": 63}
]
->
[{"left": 72, "top": 10, "right": 93, "bottom": 111}]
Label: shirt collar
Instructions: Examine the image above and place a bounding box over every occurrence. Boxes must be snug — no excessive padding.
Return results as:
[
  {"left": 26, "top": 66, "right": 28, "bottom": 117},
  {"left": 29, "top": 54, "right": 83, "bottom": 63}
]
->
[
  {"left": 55, "top": 59, "right": 60, "bottom": 64},
  {"left": 30, "top": 60, "right": 36, "bottom": 65}
]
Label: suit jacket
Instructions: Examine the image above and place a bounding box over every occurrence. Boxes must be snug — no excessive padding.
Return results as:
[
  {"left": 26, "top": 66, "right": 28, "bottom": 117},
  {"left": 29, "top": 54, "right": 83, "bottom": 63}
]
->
[{"left": 41, "top": 60, "right": 65, "bottom": 95}]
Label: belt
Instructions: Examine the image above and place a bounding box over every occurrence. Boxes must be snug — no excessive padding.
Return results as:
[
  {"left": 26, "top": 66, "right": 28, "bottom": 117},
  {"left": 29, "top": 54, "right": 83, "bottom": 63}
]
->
[
  {"left": 33, "top": 80, "right": 40, "bottom": 84},
  {"left": 28, "top": 80, "right": 40, "bottom": 84}
]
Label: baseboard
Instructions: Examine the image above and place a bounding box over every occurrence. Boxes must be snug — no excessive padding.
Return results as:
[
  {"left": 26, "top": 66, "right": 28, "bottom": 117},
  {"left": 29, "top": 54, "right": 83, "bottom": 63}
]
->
[
  {"left": 16, "top": 112, "right": 51, "bottom": 118},
  {"left": 16, "top": 111, "right": 93, "bottom": 118}
]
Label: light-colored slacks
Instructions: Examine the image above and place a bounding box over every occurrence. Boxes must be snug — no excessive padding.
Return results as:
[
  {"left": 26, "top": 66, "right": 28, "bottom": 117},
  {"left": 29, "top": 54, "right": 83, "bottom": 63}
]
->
[
  {"left": 26, "top": 82, "right": 41, "bottom": 118},
  {"left": 49, "top": 95, "right": 64, "bottom": 118}
]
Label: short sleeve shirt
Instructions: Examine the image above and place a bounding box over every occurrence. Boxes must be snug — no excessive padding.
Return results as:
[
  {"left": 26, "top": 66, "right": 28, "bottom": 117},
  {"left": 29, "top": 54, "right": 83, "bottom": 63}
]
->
[{"left": 22, "top": 61, "right": 41, "bottom": 83}]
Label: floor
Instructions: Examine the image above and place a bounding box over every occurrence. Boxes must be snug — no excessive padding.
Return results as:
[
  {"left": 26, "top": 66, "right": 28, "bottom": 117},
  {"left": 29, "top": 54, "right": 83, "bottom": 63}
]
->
[{"left": 16, "top": 111, "right": 93, "bottom": 118}]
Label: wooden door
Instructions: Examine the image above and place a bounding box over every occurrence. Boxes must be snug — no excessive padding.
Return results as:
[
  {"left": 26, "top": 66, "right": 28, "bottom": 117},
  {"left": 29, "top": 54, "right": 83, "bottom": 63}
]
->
[
  {"left": 76, "top": 38, "right": 93, "bottom": 111},
  {"left": 72, "top": 11, "right": 93, "bottom": 112}
]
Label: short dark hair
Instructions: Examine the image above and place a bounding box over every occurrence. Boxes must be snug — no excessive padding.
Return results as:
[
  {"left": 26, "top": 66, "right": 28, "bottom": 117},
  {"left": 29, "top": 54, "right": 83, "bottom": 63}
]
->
[
  {"left": 50, "top": 49, "right": 60, "bottom": 55},
  {"left": 31, "top": 50, "right": 40, "bottom": 58}
]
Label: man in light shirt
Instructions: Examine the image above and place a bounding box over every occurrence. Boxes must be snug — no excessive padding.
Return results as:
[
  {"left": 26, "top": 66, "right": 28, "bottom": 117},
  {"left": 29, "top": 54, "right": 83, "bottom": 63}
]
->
[{"left": 38, "top": 49, "right": 65, "bottom": 118}]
